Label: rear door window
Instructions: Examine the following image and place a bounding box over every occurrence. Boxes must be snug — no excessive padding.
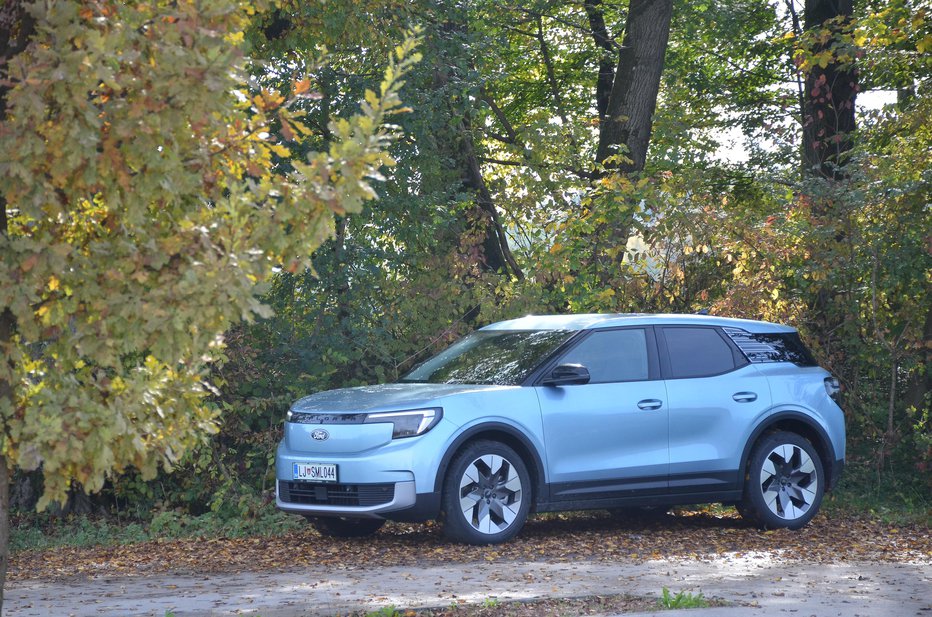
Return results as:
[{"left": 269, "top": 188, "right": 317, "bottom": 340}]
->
[{"left": 661, "top": 327, "right": 739, "bottom": 379}]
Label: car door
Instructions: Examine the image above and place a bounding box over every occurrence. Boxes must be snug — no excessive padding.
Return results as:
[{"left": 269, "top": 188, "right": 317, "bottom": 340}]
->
[
  {"left": 535, "top": 327, "right": 669, "bottom": 501},
  {"left": 657, "top": 326, "right": 772, "bottom": 495}
]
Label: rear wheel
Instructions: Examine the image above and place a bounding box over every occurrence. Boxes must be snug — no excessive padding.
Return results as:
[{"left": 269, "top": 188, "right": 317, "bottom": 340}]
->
[
  {"left": 740, "top": 431, "right": 824, "bottom": 530},
  {"left": 309, "top": 516, "right": 386, "bottom": 538},
  {"left": 442, "top": 440, "right": 531, "bottom": 544}
]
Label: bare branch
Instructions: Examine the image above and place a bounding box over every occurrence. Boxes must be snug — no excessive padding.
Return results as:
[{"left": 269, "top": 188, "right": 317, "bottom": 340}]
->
[
  {"left": 477, "top": 156, "right": 598, "bottom": 180},
  {"left": 480, "top": 87, "right": 518, "bottom": 144},
  {"left": 477, "top": 156, "right": 526, "bottom": 167},
  {"left": 583, "top": 0, "right": 616, "bottom": 120},
  {"left": 535, "top": 15, "right": 571, "bottom": 127},
  {"left": 583, "top": 0, "right": 618, "bottom": 53},
  {"left": 784, "top": 0, "right": 806, "bottom": 128},
  {"left": 490, "top": 0, "right": 600, "bottom": 38}
]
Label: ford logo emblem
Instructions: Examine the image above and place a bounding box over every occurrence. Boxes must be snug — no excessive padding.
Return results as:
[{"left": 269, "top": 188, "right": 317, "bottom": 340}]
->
[{"left": 311, "top": 429, "right": 329, "bottom": 441}]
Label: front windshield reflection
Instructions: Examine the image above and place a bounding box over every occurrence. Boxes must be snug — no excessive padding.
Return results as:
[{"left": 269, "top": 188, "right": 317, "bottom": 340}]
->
[{"left": 401, "top": 330, "right": 572, "bottom": 386}]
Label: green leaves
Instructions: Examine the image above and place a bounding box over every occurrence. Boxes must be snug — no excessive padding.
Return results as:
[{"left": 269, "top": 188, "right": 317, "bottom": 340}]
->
[{"left": 0, "top": 1, "right": 418, "bottom": 508}]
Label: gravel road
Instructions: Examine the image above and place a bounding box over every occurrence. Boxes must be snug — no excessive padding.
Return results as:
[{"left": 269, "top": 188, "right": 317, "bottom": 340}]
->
[{"left": 7, "top": 551, "right": 931, "bottom": 617}]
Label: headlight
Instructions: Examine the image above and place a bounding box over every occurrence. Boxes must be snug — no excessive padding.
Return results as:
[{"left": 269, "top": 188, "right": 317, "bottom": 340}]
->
[
  {"left": 824, "top": 376, "right": 841, "bottom": 401},
  {"left": 364, "top": 408, "right": 442, "bottom": 439}
]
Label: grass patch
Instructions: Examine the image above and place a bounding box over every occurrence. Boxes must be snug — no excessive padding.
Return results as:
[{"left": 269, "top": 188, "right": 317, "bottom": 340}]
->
[
  {"left": 822, "top": 462, "right": 932, "bottom": 527},
  {"left": 11, "top": 515, "right": 148, "bottom": 553},
  {"left": 11, "top": 504, "right": 305, "bottom": 553},
  {"left": 658, "top": 587, "right": 709, "bottom": 609},
  {"left": 365, "top": 607, "right": 405, "bottom": 617}
]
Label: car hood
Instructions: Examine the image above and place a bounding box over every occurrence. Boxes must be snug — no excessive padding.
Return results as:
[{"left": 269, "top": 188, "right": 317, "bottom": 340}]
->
[{"left": 290, "top": 382, "right": 514, "bottom": 413}]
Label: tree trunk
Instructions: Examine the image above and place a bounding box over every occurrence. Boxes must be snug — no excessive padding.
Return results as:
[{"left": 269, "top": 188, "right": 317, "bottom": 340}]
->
[
  {"left": 458, "top": 119, "right": 524, "bottom": 280},
  {"left": 0, "top": 459, "right": 7, "bottom": 613},
  {"left": 1, "top": 2, "right": 36, "bottom": 611},
  {"left": 800, "top": 0, "right": 857, "bottom": 317},
  {"left": 434, "top": 17, "right": 523, "bottom": 281},
  {"left": 595, "top": 0, "right": 673, "bottom": 173},
  {"left": 0, "top": 274, "right": 12, "bottom": 616},
  {"left": 904, "top": 305, "right": 932, "bottom": 412},
  {"left": 584, "top": 0, "right": 617, "bottom": 123},
  {"left": 802, "top": 0, "right": 857, "bottom": 180},
  {"left": 583, "top": 0, "right": 672, "bottom": 279}
]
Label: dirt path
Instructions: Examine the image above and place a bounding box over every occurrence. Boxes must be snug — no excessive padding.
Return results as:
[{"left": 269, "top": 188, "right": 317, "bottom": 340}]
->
[
  {"left": 8, "top": 553, "right": 931, "bottom": 617},
  {"left": 8, "top": 512, "right": 931, "bottom": 616}
]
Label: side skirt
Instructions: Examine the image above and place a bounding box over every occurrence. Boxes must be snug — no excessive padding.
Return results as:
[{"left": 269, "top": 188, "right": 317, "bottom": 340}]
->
[{"left": 535, "top": 490, "right": 744, "bottom": 514}]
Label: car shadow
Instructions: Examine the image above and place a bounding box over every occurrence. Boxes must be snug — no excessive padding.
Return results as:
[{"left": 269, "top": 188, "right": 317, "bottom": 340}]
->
[{"left": 523, "top": 507, "right": 756, "bottom": 536}]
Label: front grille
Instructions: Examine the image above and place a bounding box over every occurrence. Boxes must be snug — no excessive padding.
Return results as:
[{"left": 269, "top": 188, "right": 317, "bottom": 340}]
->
[
  {"left": 279, "top": 481, "right": 395, "bottom": 507},
  {"left": 288, "top": 411, "right": 367, "bottom": 424}
]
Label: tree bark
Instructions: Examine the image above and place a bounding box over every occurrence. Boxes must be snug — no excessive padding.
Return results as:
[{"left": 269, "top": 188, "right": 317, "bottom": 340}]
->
[
  {"left": 0, "top": 459, "right": 7, "bottom": 612},
  {"left": 800, "top": 0, "right": 857, "bottom": 335},
  {"left": 583, "top": 0, "right": 617, "bottom": 122},
  {"left": 458, "top": 119, "right": 524, "bottom": 280},
  {"left": 1, "top": 1, "right": 35, "bottom": 611},
  {"left": 802, "top": 0, "right": 857, "bottom": 180},
  {"left": 434, "top": 16, "right": 523, "bottom": 281},
  {"left": 904, "top": 305, "right": 932, "bottom": 413},
  {"left": 595, "top": 0, "right": 673, "bottom": 173}
]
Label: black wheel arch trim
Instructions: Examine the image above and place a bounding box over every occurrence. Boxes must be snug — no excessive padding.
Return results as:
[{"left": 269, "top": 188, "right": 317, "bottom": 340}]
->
[
  {"left": 432, "top": 422, "right": 547, "bottom": 501},
  {"left": 739, "top": 410, "right": 839, "bottom": 493}
]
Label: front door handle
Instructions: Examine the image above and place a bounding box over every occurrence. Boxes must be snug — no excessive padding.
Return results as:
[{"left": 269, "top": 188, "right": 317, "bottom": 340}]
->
[
  {"left": 637, "top": 399, "right": 663, "bottom": 410},
  {"left": 732, "top": 392, "right": 758, "bottom": 403}
]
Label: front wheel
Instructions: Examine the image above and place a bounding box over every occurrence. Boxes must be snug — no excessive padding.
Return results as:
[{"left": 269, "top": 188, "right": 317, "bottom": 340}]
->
[
  {"left": 442, "top": 440, "right": 531, "bottom": 544},
  {"left": 309, "top": 516, "right": 386, "bottom": 538},
  {"left": 740, "top": 431, "right": 825, "bottom": 530}
]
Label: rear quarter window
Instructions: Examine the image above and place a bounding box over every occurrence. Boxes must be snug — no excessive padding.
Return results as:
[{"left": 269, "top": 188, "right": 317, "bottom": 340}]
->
[{"left": 723, "top": 328, "right": 818, "bottom": 366}]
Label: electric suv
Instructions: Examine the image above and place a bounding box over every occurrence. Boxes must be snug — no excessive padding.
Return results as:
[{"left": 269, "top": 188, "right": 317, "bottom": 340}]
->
[{"left": 276, "top": 314, "right": 845, "bottom": 544}]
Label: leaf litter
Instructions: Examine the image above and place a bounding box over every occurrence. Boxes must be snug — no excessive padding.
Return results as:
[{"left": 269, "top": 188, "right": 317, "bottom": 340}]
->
[{"left": 10, "top": 508, "right": 930, "bottom": 584}]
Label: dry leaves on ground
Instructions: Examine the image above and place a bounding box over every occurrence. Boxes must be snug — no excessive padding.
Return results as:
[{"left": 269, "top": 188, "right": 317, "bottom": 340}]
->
[{"left": 10, "top": 509, "right": 931, "bottom": 583}]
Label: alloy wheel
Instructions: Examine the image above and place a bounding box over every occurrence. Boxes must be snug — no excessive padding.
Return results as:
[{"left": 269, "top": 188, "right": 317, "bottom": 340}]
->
[
  {"left": 758, "top": 443, "right": 819, "bottom": 521},
  {"left": 458, "top": 453, "right": 524, "bottom": 535}
]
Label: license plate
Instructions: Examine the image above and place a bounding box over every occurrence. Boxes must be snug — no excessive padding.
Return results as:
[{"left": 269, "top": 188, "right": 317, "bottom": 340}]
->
[{"left": 293, "top": 462, "right": 337, "bottom": 483}]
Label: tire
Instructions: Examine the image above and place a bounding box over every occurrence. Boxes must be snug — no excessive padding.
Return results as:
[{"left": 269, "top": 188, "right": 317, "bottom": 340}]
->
[
  {"left": 740, "top": 431, "right": 825, "bottom": 530},
  {"left": 732, "top": 501, "right": 753, "bottom": 520},
  {"left": 442, "top": 440, "right": 532, "bottom": 544},
  {"left": 309, "top": 516, "right": 386, "bottom": 538}
]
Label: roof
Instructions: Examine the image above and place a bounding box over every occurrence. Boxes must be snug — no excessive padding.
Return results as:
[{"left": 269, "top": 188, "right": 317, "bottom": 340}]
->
[{"left": 480, "top": 313, "right": 795, "bottom": 333}]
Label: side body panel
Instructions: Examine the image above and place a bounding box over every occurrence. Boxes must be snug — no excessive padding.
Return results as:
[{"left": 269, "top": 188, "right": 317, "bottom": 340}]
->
[
  {"left": 536, "top": 380, "right": 670, "bottom": 499},
  {"left": 748, "top": 364, "right": 846, "bottom": 463},
  {"left": 665, "top": 364, "right": 772, "bottom": 492}
]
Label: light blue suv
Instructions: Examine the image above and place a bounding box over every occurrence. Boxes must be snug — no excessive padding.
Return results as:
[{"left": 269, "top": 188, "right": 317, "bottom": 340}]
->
[{"left": 276, "top": 314, "right": 845, "bottom": 544}]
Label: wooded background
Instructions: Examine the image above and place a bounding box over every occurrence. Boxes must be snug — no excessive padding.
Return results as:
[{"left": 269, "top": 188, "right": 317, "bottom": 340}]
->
[{"left": 2, "top": 0, "right": 929, "bottom": 524}]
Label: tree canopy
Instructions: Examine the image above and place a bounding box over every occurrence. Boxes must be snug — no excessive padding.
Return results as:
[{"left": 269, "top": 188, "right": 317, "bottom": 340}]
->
[{"left": 1, "top": 0, "right": 929, "bottom": 591}]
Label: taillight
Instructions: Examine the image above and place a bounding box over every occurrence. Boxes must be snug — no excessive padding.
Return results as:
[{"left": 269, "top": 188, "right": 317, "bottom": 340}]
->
[{"left": 824, "top": 376, "right": 841, "bottom": 401}]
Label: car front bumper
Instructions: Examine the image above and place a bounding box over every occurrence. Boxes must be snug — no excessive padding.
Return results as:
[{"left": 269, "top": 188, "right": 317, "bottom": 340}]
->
[
  {"left": 275, "top": 423, "right": 450, "bottom": 520},
  {"left": 275, "top": 478, "right": 418, "bottom": 518}
]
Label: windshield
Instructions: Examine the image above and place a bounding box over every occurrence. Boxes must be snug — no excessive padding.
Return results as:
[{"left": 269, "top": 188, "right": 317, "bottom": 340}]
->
[{"left": 401, "top": 329, "right": 574, "bottom": 386}]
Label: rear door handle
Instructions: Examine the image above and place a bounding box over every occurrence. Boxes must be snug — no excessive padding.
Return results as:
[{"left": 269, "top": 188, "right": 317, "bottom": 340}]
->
[
  {"left": 732, "top": 392, "right": 758, "bottom": 403},
  {"left": 637, "top": 399, "right": 663, "bottom": 410}
]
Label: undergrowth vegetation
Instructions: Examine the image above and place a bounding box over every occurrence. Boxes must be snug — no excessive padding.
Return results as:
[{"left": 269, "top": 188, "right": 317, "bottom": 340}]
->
[
  {"left": 6, "top": 0, "right": 930, "bottom": 550},
  {"left": 11, "top": 482, "right": 929, "bottom": 554},
  {"left": 10, "top": 507, "right": 305, "bottom": 553}
]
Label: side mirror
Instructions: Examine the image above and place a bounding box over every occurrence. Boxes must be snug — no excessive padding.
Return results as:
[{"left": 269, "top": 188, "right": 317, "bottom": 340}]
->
[{"left": 541, "top": 363, "right": 591, "bottom": 386}]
